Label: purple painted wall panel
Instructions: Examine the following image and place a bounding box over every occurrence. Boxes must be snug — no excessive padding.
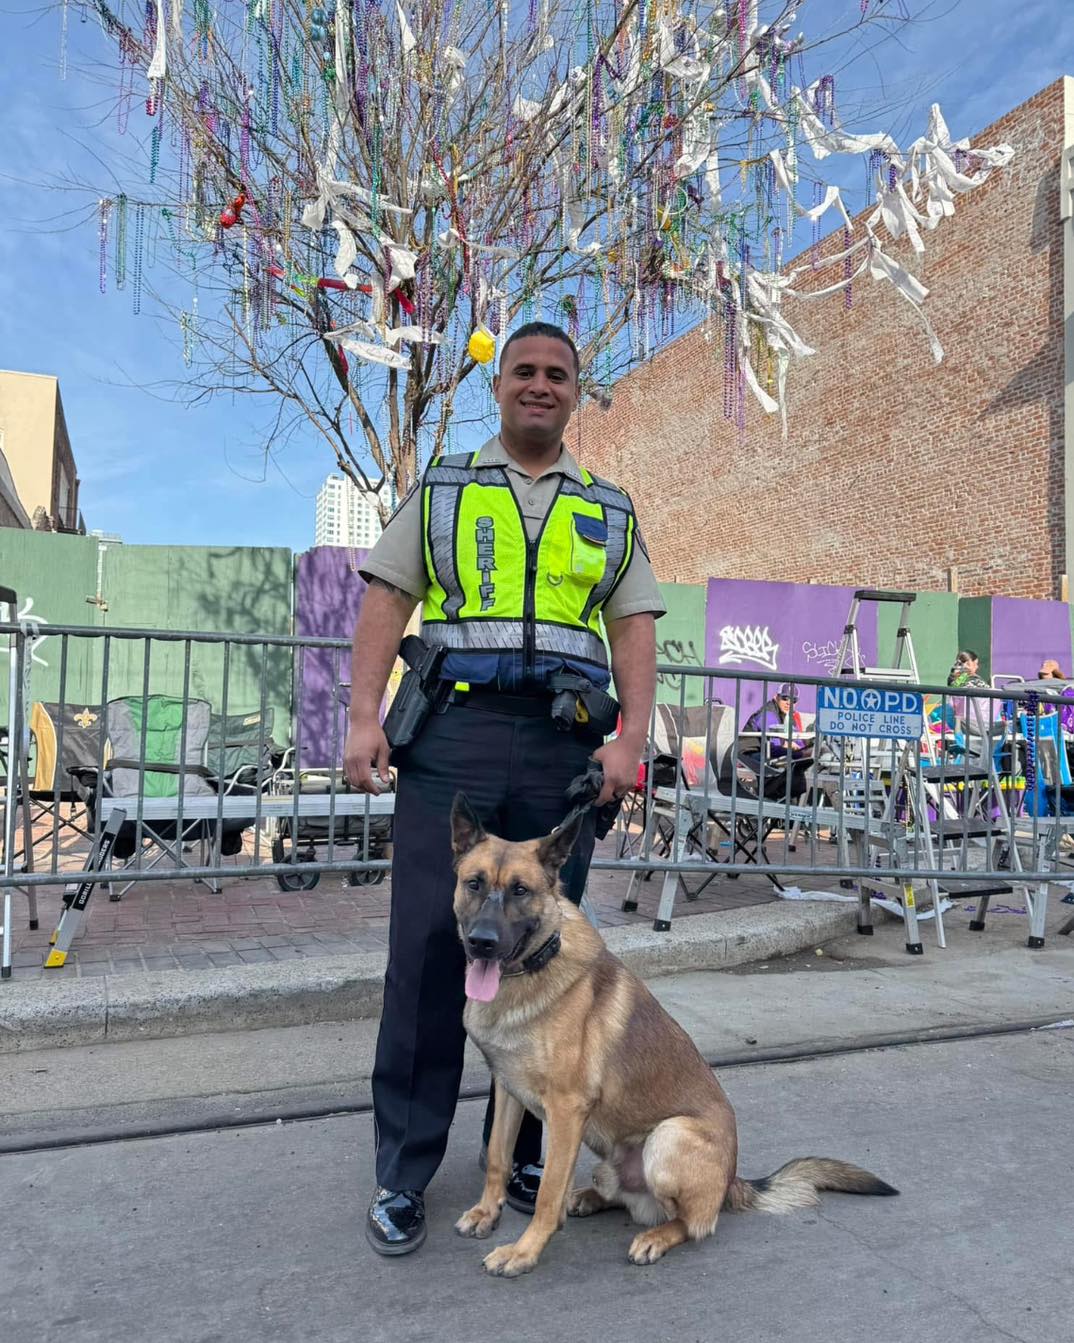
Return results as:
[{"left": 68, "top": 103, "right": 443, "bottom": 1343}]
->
[
  {"left": 704, "top": 580, "right": 878, "bottom": 718},
  {"left": 990, "top": 597, "right": 1073, "bottom": 682},
  {"left": 294, "top": 547, "right": 370, "bottom": 767}
]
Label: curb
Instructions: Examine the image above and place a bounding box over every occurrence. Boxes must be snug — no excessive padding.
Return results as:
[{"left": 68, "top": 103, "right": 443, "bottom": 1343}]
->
[{"left": 0, "top": 902, "right": 865, "bottom": 1054}]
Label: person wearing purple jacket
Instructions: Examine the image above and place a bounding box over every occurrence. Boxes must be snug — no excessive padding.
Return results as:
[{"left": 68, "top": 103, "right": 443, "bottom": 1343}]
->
[
  {"left": 745, "top": 684, "right": 807, "bottom": 753},
  {"left": 740, "top": 683, "right": 812, "bottom": 799},
  {"left": 1038, "top": 660, "right": 1074, "bottom": 733}
]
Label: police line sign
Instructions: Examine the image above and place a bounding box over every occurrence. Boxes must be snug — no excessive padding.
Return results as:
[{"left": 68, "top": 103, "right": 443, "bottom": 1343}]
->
[{"left": 815, "top": 685, "right": 924, "bottom": 740}]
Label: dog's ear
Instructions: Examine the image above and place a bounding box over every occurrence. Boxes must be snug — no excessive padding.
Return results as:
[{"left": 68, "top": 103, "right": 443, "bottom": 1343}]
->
[
  {"left": 451, "top": 792, "right": 487, "bottom": 857},
  {"left": 536, "top": 811, "right": 585, "bottom": 878}
]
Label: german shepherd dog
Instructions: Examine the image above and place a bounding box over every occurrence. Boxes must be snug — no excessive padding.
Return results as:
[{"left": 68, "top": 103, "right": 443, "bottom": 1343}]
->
[{"left": 450, "top": 793, "right": 897, "bottom": 1278}]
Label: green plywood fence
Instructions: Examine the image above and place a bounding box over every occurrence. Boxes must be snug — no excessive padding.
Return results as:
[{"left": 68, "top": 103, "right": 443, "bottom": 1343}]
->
[
  {"left": 957, "top": 597, "right": 993, "bottom": 683},
  {"left": 655, "top": 582, "right": 708, "bottom": 705},
  {"left": 0, "top": 536, "right": 293, "bottom": 741},
  {"left": 98, "top": 544, "right": 293, "bottom": 737},
  {"left": 878, "top": 591, "right": 961, "bottom": 687},
  {"left": 0, "top": 530, "right": 102, "bottom": 709}
]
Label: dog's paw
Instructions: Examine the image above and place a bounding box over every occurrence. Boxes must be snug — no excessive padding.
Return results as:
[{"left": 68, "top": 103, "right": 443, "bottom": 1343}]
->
[
  {"left": 482, "top": 1241, "right": 539, "bottom": 1278},
  {"left": 567, "top": 1187, "right": 607, "bottom": 1218},
  {"left": 628, "top": 1228, "right": 673, "bottom": 1265},
  {"left": 454, "top": 1201, "right": 502, "bottom": 1239}
]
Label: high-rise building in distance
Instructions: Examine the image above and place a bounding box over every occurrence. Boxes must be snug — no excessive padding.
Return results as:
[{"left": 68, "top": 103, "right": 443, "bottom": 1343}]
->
[{"left": 314, "top": 473, "right": 388, "bottom": 549}]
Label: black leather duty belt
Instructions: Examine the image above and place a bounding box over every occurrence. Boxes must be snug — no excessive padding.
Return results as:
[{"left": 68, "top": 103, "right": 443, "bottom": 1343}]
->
[{"left": 453, "top": 689, "right": 552, "bottom": 718}]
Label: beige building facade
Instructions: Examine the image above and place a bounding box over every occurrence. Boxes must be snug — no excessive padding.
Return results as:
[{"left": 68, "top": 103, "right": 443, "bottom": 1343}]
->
[{"left": 0, "top": 371, "right": 83, "bottom": 533}]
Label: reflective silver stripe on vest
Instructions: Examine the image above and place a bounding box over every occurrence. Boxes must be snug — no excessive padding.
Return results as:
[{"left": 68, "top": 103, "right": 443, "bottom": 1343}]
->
[
  {"left": 422, "top": 620, "right": 608, "bottom": 665},
  {"left": 582, "top": 507, "right": 631, "bottom": 622},
  {"left": 425, "top": 465, "right": 479, "bottom": 486},
  {"left": 425, "top": 464, "right": 510, "bottom": 488},
  {"left": 427, "top": 485, "right": 465, "bottom": 619},
  {"left": 558, "top": 478, "right": 632, "bottom": 513}
]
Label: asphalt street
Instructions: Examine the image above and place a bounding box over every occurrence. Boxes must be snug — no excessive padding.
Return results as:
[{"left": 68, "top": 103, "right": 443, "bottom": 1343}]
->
[{"left": 2, "top": 1028, "right": 1072, "bottom": 1343}]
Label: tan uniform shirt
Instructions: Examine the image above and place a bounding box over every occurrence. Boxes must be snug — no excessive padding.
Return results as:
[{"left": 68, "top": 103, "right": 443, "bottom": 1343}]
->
[{"left": 360, "top": 437, "right": 666, "bottom": 623}]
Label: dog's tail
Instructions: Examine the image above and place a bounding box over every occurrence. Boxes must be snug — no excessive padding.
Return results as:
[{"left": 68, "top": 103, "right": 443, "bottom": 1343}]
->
[{"left": 724, "top": 1157, "right": 899, "bottom": 1215}]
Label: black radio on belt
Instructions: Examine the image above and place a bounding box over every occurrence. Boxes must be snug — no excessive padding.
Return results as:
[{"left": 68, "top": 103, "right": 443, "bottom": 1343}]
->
[
  {"left": 383, "top": 635, "right": 448, "bottom": 751},
  {"left": 548, "top": 673, "right": 620, "bottom": 737}
]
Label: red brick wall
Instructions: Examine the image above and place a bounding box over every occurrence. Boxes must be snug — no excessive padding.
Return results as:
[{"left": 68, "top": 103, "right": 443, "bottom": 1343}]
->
[{"left": 574, "top": 81, "right": 1066, "bottom": 599}]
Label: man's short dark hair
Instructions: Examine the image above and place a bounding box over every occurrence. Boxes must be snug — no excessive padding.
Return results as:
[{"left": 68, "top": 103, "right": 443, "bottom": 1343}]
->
[{"left": 499, "top": 321, "right": 580, "bottom": 377}]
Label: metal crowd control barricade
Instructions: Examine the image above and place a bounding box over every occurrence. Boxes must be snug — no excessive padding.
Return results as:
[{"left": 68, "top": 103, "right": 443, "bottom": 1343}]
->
[
  {"left": 2, "top": 618, "right": 1072, "bottom": 978},
  {"left": 0, "top": 619, "right": 396, "bottom": 973},
  {"left": 600, "top": 663, "right": 1069, "bottom": 949},
  {"left": 2, "top": 589, "right": 41, "bottom": 979}
]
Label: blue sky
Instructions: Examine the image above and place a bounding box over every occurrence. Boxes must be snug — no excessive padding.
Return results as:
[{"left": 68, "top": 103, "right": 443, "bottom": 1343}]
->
[{"left": 0, "top": 0, "right": 1072, "bottom": 551}]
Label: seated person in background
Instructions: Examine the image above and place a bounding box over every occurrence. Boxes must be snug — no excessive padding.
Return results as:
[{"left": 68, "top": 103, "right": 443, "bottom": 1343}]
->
[
  {"left": 740, "top": 683, "right": 811, "bottom": 799},
  {"left": 947, "top": 649, "right": 988, "bottom": 689},
  {"left": 1038, "top": 660, "right": 1074, "bottom": 734}
]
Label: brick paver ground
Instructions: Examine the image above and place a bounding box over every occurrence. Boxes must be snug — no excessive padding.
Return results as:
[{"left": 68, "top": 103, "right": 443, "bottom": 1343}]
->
[{"left": 4, "top": 811, "right": 803, "bottom": 981}]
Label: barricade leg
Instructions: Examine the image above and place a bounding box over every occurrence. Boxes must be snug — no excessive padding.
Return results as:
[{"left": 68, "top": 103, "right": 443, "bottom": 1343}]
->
[
  {"left": 900, "top": 881, "right": 924, "bottom": 955},
  {"left": 652, "top": 797, "right": 695, "bottom": 932},
  {"left": 0, "top": 885, "right": 10, "bottom": 980},
  {"left": 1023, "top": 881, "right": 1048, "bottom": 948},
  {"left": 622, "top": 806, "right": 659, "bottom": 912},
  {"left": 856, "top": 880, "right": 873, "bottom": 936},
  {"left": 45, "top": 810, "right": 125, "bottom": 968}
]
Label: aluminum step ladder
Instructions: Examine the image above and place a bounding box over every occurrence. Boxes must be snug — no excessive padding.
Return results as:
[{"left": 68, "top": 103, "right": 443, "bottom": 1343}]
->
[{"left": 823, "top": 590, "right": 950, "bottom": 951}]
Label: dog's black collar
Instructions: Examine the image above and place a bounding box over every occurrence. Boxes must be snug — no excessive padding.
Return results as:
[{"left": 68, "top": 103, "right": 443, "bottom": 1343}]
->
[{"left": 501, "top": 931, "right": 561, "bottom": 978}]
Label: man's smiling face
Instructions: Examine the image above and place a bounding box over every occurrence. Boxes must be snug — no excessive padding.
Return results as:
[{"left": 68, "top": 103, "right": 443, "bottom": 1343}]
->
[{"left": 493, "top": 335, "right": 579, "bottom": 448}]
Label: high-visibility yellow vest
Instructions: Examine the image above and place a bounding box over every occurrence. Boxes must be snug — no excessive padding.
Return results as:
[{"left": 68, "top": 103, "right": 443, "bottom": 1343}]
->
[{"left": 419, "top": 449, "right": 637, "bottom": 674}]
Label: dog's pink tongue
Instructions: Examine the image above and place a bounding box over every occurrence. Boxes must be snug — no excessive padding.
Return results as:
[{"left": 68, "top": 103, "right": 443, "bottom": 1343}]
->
[{"left": 465, "top": 958, "right": 502, "bottom": 1002}]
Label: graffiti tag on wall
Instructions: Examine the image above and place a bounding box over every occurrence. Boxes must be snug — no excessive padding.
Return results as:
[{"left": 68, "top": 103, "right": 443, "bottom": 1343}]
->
[
  {"left": 656, "top": 636, "right": 703, "bottom": 693},
  {"left": 717, "top": 624, "right": 779, "bottom": 673},
  {"left": 801, "top": 639, "right": 843, "bottom": 676},
  {"left": 0, "top": 596, "right": 50, "bottom": 668}
]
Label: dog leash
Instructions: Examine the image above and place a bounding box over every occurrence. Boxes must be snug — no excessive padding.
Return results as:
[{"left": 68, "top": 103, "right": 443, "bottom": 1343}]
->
[
  {"left": 554, "top": 758, "right": 606, "bottom": 835},
  {"left": 555, "top": 760, "right": 615, "bottom": 932}
]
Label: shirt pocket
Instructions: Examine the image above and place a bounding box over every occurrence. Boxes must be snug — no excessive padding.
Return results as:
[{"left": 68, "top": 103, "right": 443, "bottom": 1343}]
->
[{"left": 569, "top": 515, "right": 608, "bottom": 583}]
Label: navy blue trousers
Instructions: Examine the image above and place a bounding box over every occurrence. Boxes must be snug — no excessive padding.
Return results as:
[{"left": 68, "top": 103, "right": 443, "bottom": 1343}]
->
[{"left": 372, "top": 701, "right": 598, "bottom": 1192}]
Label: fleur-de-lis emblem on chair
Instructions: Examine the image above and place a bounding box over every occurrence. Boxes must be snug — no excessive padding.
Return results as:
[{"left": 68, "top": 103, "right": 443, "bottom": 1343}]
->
[{"left": 73, "top": 708, "right": 98, "bottom": 730}]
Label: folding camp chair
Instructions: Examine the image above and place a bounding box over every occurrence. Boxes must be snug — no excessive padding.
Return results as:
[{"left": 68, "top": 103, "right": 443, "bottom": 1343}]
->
[
  {"left": 621, "top": 703, "right": 722, "bottom": 873},
  {"left": 15, "top": 702, "right": 104, "bottom": 868},
  {"left": 690, "top": 705, "right": 793, "bottom": 888},
  {"left": 205, "top": 706, "right": 283, "bottom": 796},
  {"left": 73, "top": 695, "right": 256, "bottom": 896}
]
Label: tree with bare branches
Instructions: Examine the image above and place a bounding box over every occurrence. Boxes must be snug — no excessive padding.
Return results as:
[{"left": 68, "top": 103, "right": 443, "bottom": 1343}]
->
[{"left": 61, "top": 0, "right": 1010, "bottom": 509}]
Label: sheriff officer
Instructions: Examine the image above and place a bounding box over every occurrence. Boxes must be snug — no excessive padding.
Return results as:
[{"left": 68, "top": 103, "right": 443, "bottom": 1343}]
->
[{"left": 344, "top": 321, "right": 665, "bottom": 1256}]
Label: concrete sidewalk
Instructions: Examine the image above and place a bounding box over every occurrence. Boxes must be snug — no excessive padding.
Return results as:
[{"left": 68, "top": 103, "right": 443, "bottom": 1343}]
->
[
  {"left": 3, "top": 877, "right": 1072, "bottom": 1056},
  {"left": 1, "top": 901, "right": 1071, "bottom": 1151},
  {"left": 0, "top": 899, "right": 868, "bottom": 1052}
]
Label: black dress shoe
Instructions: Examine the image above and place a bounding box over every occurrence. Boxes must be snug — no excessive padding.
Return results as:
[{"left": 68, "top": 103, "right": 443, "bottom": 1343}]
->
[
  {"left": 505, "top": 1162, "right": 543, "bottom": 1215},
  {"left": 365, "top": 1188, "right": 427, "bottom": 1256}
]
